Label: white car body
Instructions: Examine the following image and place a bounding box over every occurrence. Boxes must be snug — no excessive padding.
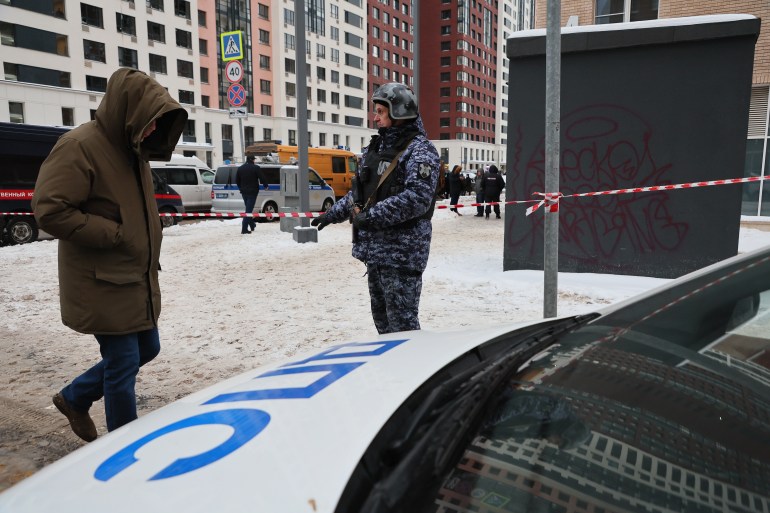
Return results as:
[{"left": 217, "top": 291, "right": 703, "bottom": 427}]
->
[
  {"left": 150, "top": 155, "right": 214, "bottom": 213},
  {"left": 0, "top": 324, "right": 530, "bottom": 513}
]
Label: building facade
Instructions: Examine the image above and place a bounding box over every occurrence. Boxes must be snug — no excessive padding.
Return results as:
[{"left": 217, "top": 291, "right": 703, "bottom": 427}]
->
[
  {"left": 532, "top": 0, "right": 770, "bottom": 217},
  {"left": 0, "top": 0, "right": 374, "bottom": 167}
]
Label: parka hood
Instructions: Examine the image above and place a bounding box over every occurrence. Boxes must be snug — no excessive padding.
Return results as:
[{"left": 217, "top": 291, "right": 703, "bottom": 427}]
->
[{"left": 95, "top": 68, "right": 188, "bottom": 162}]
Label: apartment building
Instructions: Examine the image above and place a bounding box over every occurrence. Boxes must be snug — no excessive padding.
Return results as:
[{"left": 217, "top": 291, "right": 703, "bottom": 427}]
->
[
  {"left": 417, "top": 0, "right": 534, "bottom": 170},
  {"left": 0, "top": 0, "right": 374, "bottom": 167},
  {"left": 532, "top": 0, "right": 770, "bottom": 217}
]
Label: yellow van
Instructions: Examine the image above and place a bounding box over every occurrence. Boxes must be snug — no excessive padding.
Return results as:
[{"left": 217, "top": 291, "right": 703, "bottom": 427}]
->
[{"left": 245, "top": 143, "right": 358, "bottom": 199}]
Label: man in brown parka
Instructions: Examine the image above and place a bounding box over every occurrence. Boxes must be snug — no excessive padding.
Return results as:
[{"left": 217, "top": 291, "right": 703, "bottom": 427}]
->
[{"left": 33, "top": 68, "right": 187, "bottom": 441}]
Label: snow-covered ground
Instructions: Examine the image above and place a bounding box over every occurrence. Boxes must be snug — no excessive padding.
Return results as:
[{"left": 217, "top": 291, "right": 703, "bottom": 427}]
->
[{"left": 1, "top": 203, "right": 769, "bottom": 476}]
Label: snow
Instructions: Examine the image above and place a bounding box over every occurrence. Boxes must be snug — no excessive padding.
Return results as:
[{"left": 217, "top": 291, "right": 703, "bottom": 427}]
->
[{"left": 1, "top": 204, "right": 769, "bottom": 432}]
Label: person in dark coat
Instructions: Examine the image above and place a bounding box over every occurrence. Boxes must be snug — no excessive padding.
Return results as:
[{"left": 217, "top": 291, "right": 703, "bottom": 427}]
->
[
  {"left": 474, "top": 167, "right": 486, "bottom": 217},
  {"left": 483, "top": 164, "right": 505, "bottom": 219},
  {"left": 236, "top": 155, "right": 269, "bottom": 234},
  {"left": 33, "top": 68, "right": 188, "bottom": 440},
  {"left": 447, "top": 164, "right": 464, "bottom": 215}
]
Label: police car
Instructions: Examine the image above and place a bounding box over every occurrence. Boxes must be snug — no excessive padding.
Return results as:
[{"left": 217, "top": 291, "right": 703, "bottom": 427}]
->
[{"left": 1, "top": 246, "right": 769, "bottom": 512}]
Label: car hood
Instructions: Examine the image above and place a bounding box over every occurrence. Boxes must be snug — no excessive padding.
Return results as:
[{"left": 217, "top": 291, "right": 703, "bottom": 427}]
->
[{"left": 0, "top": 322, "right": 542, "bottom": 513}]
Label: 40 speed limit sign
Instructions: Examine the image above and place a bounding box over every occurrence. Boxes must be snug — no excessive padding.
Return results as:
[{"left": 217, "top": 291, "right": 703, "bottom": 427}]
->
[{"left": 226, "top": 60, "right": 243, "bottom": 83}]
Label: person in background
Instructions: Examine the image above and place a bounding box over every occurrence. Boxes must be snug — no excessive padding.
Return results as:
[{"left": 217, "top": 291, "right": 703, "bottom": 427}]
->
[
  {"left": 474, "top": 167, "right": 486, "bottom": 217},
  {"left": 33, "top": 68, "right": 188, "bottom": 441},
  {"left": 448, "top": 164, "right": 464, "bottom": 216},
  {"left": 484, "top": 164, "right": 506, "bottom": 219},
  {"left": 311, "top": 83, "right": 440, "bottom": 334},
  {"left": 236, "top": 155, "right": 269, "bottom": 234}
]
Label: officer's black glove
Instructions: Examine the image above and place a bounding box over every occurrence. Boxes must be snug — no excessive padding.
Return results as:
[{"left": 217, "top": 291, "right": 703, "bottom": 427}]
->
[
  {"left": 311, "top": 214, "right": 330, "bottom": 231},
  {"left": 351, "top": 211, "right": 370, "bottom": 230}
]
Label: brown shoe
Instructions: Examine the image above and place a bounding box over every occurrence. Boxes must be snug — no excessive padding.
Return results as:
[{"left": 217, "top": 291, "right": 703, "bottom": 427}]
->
[{"left": 53, "top": 392, "right": 97, "bottom": 442}]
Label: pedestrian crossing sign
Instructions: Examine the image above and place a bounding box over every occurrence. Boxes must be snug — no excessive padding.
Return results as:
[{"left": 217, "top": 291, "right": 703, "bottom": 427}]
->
[{"left": 220, "top": 31, "right": 243, "bottom": 61}]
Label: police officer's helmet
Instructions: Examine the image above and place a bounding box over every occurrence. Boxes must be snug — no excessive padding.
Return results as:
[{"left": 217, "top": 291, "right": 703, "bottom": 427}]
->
[{"left": 371, "top": 83, "right": 419, "bottom": 120}]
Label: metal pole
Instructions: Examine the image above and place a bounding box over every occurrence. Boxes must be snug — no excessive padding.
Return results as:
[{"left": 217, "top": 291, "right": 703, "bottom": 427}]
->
[
  {"left": 295, "top": 0, "right": 310, "bottom": 227},
  {"left": 543, "top": 0, "right": 561, "bottom": 318},
  {"left": 238, "top": 117, "right": 244, "bottom": 159}
]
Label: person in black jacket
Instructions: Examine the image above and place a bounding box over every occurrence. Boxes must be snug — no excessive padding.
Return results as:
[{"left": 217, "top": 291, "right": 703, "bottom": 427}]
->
[
  {"left": 236, "top": 155, "right": 268, "bottom": 234},
  {"left": 447, "top": 164, "right": 464, "bottom": 215},
  {"left": 483, "top": 164, "right": 505, "bottom": 219}
]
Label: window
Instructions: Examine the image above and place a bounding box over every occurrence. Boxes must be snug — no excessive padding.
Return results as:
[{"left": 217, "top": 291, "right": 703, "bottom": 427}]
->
[
  {"left": 344, "top": 74, "right": 363, "bottom": 89},
  {"left": 0, "top": 23, "right": 69, "bottom": 56},
  {"left": 148, "top": 22, "right": 165, "bottom": 43},
  {"left": 284, "top": 33, "right": 295, "bottom": 50},
  {"left": 200, "top": 67, "right": 209, "bottom": 83},
  {"left": 285, "top": 58, "right": 296, "bottom": 74},
  {"left": 318, "top": 112, "right": 325, "bottom": 122},
  {"left": 259, "top": 29, "right": 270, "bottom": 45},
  {"left": 317, "top": 67, "right": 326, "bottom": 81},
  {"left": 174, "top": 0, "right": 190, "bottom": 19},
  {"left": 199, "top": 38, "right": 207, "bottom": 55},
  {"left": 83, "top": 40, "right": 106, "bottom": 62},
  {"left": 317, "top": 89, "right": 326, "bottom": 103},
  {"left": 331, "top": 48, "right": 339, "bottom": 63},
  {"left": 345, "top": 95, "right": 363, "bottom": 109},
  {"left": 149, "top": 54, "right": 167, "bottom": 74},
  {"left": 258, "top": 3, "right": 269, "bottom": 19},
  {"left": 148, "top": 0, "right": 163, "bottom": 10},
  {"left": 260, "top": 79, "right": 271, "bottom": 95},
  {"left": 441, "top": 25, "right": 450, "bottom": 35},
  {"left": 201, "top": 95, "right": 209, "bottom": 107},
  {"left": 244, "top": 126, "right": 255, "bottom": 147},
  {"left": 80, "top": 3, "right": 103, "bottom": 28},
  {"left": 115, "top": 13, "right": 136, "bottom": 35},
  {"left": 284, "top": 8, "right": 295, "bottom": 25},
  {"left": 595, "top": 0, "right": 657, "bottom": 24},
  {"left": 332, "top": 114, "right": 339, "bottom": 124},
  {"left": 344, "top": 11, "right": 362, "bottom": 28},
  {"left": 288, "top": 130, "right": 296, "bottom": 145},
  {"left": 198, "top": 9, "right": 206, "bottom": 26},
  {"left": 6, "top": 63, "right": 68, "bottom": 88},
  {"left": 331, "top": 26, "right": 339, "bottom": 42},
  {"left": 287, "top": 107, "right": 296, "bottom": 118},
  {"left": 345, "top": 32, "right": 363, "bottom": 49},
  {"left": 9, "top": 102, "right": 24, "bottom": 124},
  {"left": 319, "top": 133, "right": 326, "bottom": 146},
  {"left": 345, "top": 54, "right": 363, "bottom": 70},
  {"left": 177, "top": 59, "right": 193, "bottom": 79},
  {"left": 61, "top": 107, "right": 74, "bottom": 126},
  {"left": 118, "top": 47, "right": 138, "bottom": 68},
  {"left": 259, "top": 55, "right": 270, "bottom": 70},
  {"left": 330, "top": 4, "right": 338, "bottom": 19},
  {"left": 183, "top": 119, "right": 196, "bottom": 142},
  {"left": 317, "top": 43, "right": 326, "bottom": 59},
  {"left": 331, "top": 70, "right": 339, "bottom": 83},
  {"left": 5, "top": 0, "right": 66, "bottom": 18},
  {"left": 178, "top": 90, "right": 194, "bottom": 104},
  {"left": 331, "top": 92, "right": 340, "bottom": 105},
  {"left": 261, "top": 105, "right": 272, "bottom": 116},
  {"left": 286, "top": 82, "right": 296, "bottom": 97},
  {"left": 86, "top": 75, "right": 107, "bottom": 92},
  {"left": 176, "top": 29, "right": 192, "bottom": 49},
  {"left": 222, "top": 124, "right": 233, "bottom": 141}
]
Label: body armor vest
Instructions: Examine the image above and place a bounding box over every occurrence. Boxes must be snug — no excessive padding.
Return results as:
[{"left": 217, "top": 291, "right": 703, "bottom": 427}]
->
[{"left": 355, "top": 128, "right": 436, "bottom": 225}]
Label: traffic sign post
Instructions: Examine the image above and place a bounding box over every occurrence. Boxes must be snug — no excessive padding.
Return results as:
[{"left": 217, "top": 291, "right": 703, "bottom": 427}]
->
[
  {"left": 225, "top": 60, "right": 243, "bottom": 83},
  {"left": 227, "top": 83, "right": 246, "bottom": 107}
]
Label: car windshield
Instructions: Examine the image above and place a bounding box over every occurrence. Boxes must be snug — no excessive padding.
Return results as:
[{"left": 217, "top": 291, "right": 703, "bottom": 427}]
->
[{"left": 347, "top": 249, "right": 770, "bottom": 513}]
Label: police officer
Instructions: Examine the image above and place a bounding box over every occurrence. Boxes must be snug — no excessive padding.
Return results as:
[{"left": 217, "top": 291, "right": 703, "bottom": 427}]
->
[{"left": 312, "top": 83, "right": 440, "bottom": 334}]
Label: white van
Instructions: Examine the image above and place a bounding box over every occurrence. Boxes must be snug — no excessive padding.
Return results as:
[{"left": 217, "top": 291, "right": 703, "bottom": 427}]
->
[
  {"left": 211, "top": 163, "right": 335, "bottom": 217},
  {"left": 150, "top": 155, "right": 214, "bottom": 213}
]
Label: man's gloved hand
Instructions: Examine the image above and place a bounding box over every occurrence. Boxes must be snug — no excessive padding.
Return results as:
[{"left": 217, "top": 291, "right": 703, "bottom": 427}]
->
[
  {"left": 351, "top": 211, "right": 370, "bottom": 230},
  {"left": 311, "top": 213, "right": 330, "bottom": 231}
]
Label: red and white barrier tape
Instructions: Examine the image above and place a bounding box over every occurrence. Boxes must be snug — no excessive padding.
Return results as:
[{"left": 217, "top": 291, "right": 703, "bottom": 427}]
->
[{"left": 4, "top": 175, "right": 769, "bottom": 219}]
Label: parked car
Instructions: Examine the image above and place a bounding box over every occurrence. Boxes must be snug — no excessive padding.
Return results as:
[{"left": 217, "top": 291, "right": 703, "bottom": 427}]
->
[
  {"left": 150, "top": 155, "right": 214, "bottom": 214},
  {"left": 211, "top": 162, "right": 335, "bottom": 218},
  {"left": 2, "top": 245, "right": 769, "bottom": 512}
]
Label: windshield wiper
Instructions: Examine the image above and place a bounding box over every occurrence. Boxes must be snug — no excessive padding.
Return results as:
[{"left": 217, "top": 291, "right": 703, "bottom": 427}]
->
[{"left": 360, "top": 313, "right": 597, "bottom": 513}]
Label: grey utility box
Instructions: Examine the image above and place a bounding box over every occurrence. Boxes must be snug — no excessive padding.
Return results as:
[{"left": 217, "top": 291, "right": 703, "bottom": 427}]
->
[
  {"left": 504, "top": 14, "right": 760, "bottom": 278},
  {"left": 279, "top": 165, "right": 300, "bottom": 233}
]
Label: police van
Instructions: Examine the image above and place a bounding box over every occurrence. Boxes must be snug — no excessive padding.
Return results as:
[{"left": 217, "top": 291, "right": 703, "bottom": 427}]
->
[
  {"left": 0, "top": 122, "right": 184, "bottom": 243},
  {"left": 211, "top": 161, "right": 336, "bottom": 218},
  {"left": 150, "top": 155, "right": 214, "bottom": 214}
]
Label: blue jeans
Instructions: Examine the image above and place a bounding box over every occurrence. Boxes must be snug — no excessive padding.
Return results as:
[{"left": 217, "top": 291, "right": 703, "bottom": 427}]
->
[
  {"left": 242, "top": 193, "right": 258, "bottom": 232},
  {"left": 61, "top": 328, "right": 160, "bottom": 432}
]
